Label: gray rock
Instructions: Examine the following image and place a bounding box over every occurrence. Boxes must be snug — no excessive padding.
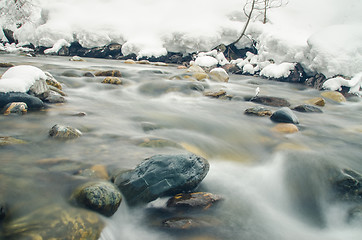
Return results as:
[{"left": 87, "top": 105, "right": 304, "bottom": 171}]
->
[
  {"left": 332, "top": 169, "right": 362, "bottom": 202},
  {"left": 292, "top": 104, "right": 323, "bottom": 113},
  {"left": 28, "top": 78, "right": 50, "bottom": 100},
  {"left": 270, "top": 107, "right": 299, "bottom": 124},
  {"left": 70, "top": 181, "right": 122, "bottom": 217},
  {"left": 115, "top": 153, "right": 210, "bottom": 206},
  {"left": 347, "top": 205, "right": 362, "bottom": 224},
  {"left": 0, "top": 92, "right": 44, "bottom": 110},
  {"left": 249, "top": 96, "right": 291, "bottom": 107}
]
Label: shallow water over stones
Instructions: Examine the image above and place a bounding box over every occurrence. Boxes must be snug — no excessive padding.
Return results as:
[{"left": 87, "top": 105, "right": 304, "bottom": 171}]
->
[{"left": 1, "top": 53, "right": 362, "bottom": 240}]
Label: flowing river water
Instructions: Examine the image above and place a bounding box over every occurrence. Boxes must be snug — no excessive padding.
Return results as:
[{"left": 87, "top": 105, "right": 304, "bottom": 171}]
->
[{"left": 1, "top": 53, "right": 362, "bottom": 240}]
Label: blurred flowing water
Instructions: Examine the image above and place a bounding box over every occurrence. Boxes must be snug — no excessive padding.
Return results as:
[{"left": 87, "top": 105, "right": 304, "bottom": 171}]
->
[{"left": 1, "top": 54, "right": 362, "bottom": 240}]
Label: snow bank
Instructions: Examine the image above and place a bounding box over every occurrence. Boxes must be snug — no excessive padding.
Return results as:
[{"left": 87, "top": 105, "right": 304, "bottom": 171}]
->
[
  {"left": 0, "top": 65, "right": 47, "bottom": 93},
  {"left": 260, "top": 63, "right": 295, "bottom": 79},
  {"left": 306, "top": 24, "right": 362, "bottom": 78},
  {"left": 1, "top": 0, "right": 362, "bottom": 78},
  {"left": 44, "top": 39, "right": 70, "bottom": 54},
  {"left": 323, "top": 72, "right": 362, "bottom": 94}
]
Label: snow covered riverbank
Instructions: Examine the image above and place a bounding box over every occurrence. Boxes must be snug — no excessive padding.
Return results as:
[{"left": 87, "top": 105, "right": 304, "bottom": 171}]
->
[{"left": 1, "top": 0, "right": 362, "bottom": 89}]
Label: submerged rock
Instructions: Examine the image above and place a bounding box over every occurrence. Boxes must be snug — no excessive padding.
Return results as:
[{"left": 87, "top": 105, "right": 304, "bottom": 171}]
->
[
  {"left": 244, "top": 107, "right": 272, "bottom": 116},
  {"left": 0, "top": 136, "right": 27, "bottom": 146},
  {"left": 2, "top": 102, "right": 27, "bottom": 115},
  {"left": 332, "top": 168, "right": 362, "bottom": 202},
  {"left": 70, "top": 181, "right": 122, "bottom": 217},
  {"left": 49, "top": 124, "right": 82, "bottom": 139},
  {"left": 167, "top": 192, "right": 223, "bottom": 210},
  {"left": 249, "top": 96, "right": 291, "bottom": 107},
  {"left": 115, "top": 153, "right": 210, "bottom": 205},
  {"left": 1, "top": 204, "right": 104, "bottom": 240},
  {"left": 347, "top": 205, "right": 362, "bottom": 224},
  {"left": 270, "top": 107, "right": 299, "bottom": 124},
  {"left": 292, "top": 104, "right": 323, "bottom": 113},
  {"left": 162, "top": 216, "right": 219, "bottom": 230},
  {"left": 271, "top": 123, "right": 299, "bottom": 134},
  {"left": 0, "top": 92, "right": 44, "bottom": 110}
]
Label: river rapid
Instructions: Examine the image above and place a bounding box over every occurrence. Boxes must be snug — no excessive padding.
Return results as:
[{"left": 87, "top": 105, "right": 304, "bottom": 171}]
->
[{"left": 1, "top": 53, "right": 362, "bottom": 240}]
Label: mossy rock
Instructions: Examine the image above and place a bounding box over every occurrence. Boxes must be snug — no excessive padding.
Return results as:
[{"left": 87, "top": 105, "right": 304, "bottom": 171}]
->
[
  {"left": 0, "top": 136, "right": 27, "bottom": 146},
  {"left": 94, "top": 70, "right": 121, "bottom": 77},
  {"left": 101, "top": 77, "right": 122, "bottom": 85},
  {"left": 70, "top": 181, "right": 122, "bottom": 217},
  {"left": 1, "top": 204, "right": 104, "bottom": 240}
]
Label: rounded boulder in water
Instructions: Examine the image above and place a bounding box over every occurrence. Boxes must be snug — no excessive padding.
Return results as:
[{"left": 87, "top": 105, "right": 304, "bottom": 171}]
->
[
  {"left": 114, "top": 153, "right": 210, "bottom": 206},
  {"left": 270, "top": 107, "right": 299, "bottom": 124}
]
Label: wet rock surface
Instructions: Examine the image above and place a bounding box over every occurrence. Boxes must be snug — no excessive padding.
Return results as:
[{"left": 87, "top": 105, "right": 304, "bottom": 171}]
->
[
  {"left": 0, "top": 92, "right": 44, "bottom": 110},
  {"left": 292, "top": 104, "right": 323, "bottom": 113},
  {"left": 270, "top": 107, "right": 299, "bottom": 124},
  {"left": 166, "top": 192, "right": 223, "bottom": 210},
  {"left": 244, "top": 106, "right": 272, "bottom": 116},
  {"left": 49, "top": 124, "right": 82, "bottom": 139},
  {"left": 70, "top": 181, "right": 122, "bottom": 217},
  {"left": 115, "top": 153, "right": 210, "bottom": 205},
  {"left": 249, "top": 96, "right": 291, "bottom": 107}
]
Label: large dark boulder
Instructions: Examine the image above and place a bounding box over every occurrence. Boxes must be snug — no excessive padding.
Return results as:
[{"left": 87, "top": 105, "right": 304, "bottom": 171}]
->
[
  {"left": 270, "top": 107, "right": 299, "bottom": 124},
  {"left": 0, "top": 92, "right": 44, "bottom": 110},
  {"left": 305, "top": 73, "right": 327, "bottom": 90},
  {"left": 114, "top": 153, "right": 210, "bottom": 206},
  {"left": 285, "top": 63, "right": 307, "bottom": 83},
  {"left": 2, "top": 29, "right": 17, "bottom": 44}
]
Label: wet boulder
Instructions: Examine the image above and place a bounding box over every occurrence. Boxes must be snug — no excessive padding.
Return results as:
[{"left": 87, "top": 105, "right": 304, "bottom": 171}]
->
[
  {"left": 249, "top": 96, "right": 291, "bottom": 107},
  {"left": 271, "top": 123, "right": 299, "bottom": 134},
  {"left": 0, "top": 92, "right": 44, "bottom": 110},
  {"left": 70, "top": 181, "right": 122, "bottom": 217},
  {"left": 101, "top": 77, "right": 122, "bottom": 85},
  {"left": 270, "top": 107, "right": 299, "bottom": 124},
  {"left": 166, "top": 192, "right": 223, "bottom": 210},
  {"left": 292, "top": 104, "right": 323, "bottom": 113},
  {"left": 331, "top": 169, "right": 362, "bottom": 202},
  {"left": 115, "top": 153, "right": 210, "bottom": 206},
  {"left": 49, "top": 124, "right": 82, "bottom": 140}
]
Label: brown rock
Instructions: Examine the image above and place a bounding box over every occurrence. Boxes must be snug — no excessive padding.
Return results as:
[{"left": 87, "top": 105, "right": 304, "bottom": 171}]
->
[
  {"left": 244, "top": 107, "right": 272, "bottom": 116},
  {"left": 95, "top": 70, "right": 122, "bottom": 77},
  {"left": 3, "top": 102, "right": 27, "bottom": 115},
  {"left": 101, "top": 77, "right": 122, "bottom": 85},
  {"left": 306, "top": 97, "right": 325, "bottom": 107},
  {"left": 271, "top": 123, "right": 299, "bottom": 134},
  {"left": 167, "top": 192, "right": 223, "bottom": 210}
]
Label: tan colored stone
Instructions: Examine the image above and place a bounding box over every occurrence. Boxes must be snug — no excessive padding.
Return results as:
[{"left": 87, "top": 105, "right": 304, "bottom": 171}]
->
[
  {"left": 187, "top": 65, "right": 206, "bottom": 73},
  {"left": 177, "top": 65, "right": 188, "bottom": 69},
  {"left": 271, "top": 123, "right": 299, "bottom": 134},
  {"left": 193, "top": 72, "right": 209, "bottom": 81},
  {"left": 90, "top": 164, "right": 109, "bottom": 180},
  {"left": 101, "top": 77, "right": 122, "bottom": 85},
  {"left": 209, "top": 68, "right": 229, "bottom": 82},
  {"left": 321, "top": 91, "right": 346, "bottom": 103},
  {"left": 124, "top": 59, "right": 136, "bottom": 64},
  {"left": 305, "top": 97, "right": 325, "bottom": 106},
  {"left": 95, "top": 70, "right": 122, "bottom": 77}
]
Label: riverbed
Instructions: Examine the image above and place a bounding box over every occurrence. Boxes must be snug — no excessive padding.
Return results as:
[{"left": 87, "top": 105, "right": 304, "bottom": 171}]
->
[{"left": 1, "top": 53, "right": 362, "bottom": 240}]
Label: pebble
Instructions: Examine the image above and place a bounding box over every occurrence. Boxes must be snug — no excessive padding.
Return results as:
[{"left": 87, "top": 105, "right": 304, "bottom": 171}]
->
[
  {"left": 49, "top": 124, "right": 82, "bottom": 139},
  {"left": 271, "top": 123, "right": 299, "bottom": 134}
]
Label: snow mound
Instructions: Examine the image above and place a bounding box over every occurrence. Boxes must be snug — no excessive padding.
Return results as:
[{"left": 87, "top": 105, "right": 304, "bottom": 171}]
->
[
  {"left": 260, "top": 63, "right": 295, "bottom": 79},
  {"left": 0, "top": 65, "right": 47, "bottom": 93},
  {"left": 44, "top": 39, "right": 70, "bottom": 54},
  {"left": 306, "top": 24, "right": 362, "bottom": 78},
  {"left": 323, "top": 72, "right": 362, "bottom": 94},
  {"left": 195, "top": 56, "right": 218, "bottom": 68}
]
